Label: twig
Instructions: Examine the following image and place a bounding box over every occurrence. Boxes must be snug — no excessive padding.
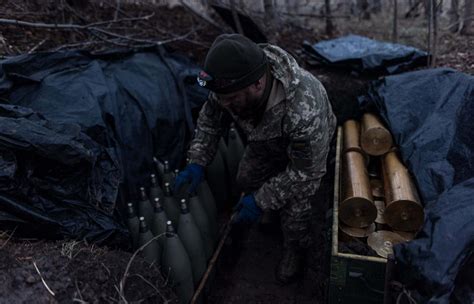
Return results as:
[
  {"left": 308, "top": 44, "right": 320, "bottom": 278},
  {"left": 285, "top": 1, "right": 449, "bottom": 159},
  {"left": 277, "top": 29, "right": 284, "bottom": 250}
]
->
[
  {"left": 53, "top": 40, "right": 105, "bottom": 51},
  {"left": 28, "top": 39, "right": 47, "bottom": 53},
  {"left": 87, "top": 13, "right": 155, "bottom": 27},
  {"left": 114, "top": 284, "right": 128, "bottom": 304},
  {"left": 442, "top": 15, "right": 474, "bottom": 31},
  {"left": 0, "top": 226, "right": 17, "bottom": 249},
  {"left": 130, "top": 273, "right": 167, "bottom": 302},
  {"left": 0, "top": 17, "right": 199, "bottom": 47},
  {"left": 118, "top": 233, "right": 166, "bottom": 302},
  {"left": 33, "top": 261, "right": 56, "bottom": 297},
  {"left": 101, "top": 262, "right": 112, "bottom": 276},
  {"left": 278, "top": 11, "right": 351, "bottom": 18},
  {"left": 74, "top": 280, "right": 85, "bottom": 302}
]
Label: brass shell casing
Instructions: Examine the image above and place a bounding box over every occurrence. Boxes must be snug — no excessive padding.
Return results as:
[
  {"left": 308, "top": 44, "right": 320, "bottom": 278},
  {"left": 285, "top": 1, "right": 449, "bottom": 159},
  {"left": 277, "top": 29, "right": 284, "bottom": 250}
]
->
[
  {"left": 339, "top": 222, "right": 376, "bottom": 240},
  {"left": 360, "top": 113, "right": 393, "bottom": 156},
  {"left": 382, "top": 152, "right": 424, "bottom": 232},
  {"left": 367, "top": 230, "right": 406, "bottom": 258},
  {"left": 371, "top": 179, "right": 384, "bottom": 199},
  {"left": 340, "top": 150, "right": 377, "bottom": 228}
]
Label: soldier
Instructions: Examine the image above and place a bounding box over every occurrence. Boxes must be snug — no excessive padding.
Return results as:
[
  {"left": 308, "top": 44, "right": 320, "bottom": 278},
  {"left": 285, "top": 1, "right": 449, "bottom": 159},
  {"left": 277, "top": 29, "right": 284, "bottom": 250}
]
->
[{"left": 175, "top": 34, "right": 336, "bottom": 284}]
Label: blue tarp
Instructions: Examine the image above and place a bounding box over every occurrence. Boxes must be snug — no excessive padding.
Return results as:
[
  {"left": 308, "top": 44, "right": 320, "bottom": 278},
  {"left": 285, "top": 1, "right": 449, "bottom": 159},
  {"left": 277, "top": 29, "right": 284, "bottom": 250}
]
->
[
  {"left": 361, "top": 68, "right": 474, "bottom": 303},
  {"left": 304, "top": 35, "right": 429, "bottom": 75},
  {"left": 0, "top": 47, "right": 208, "bottom": 244}
]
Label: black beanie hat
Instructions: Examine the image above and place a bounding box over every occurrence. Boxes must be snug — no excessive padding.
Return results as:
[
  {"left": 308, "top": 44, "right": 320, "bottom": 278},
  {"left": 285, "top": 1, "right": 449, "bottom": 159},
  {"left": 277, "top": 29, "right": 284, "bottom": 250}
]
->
[{"left": 197, "top": 34, "right": 267, "bottom": 94}]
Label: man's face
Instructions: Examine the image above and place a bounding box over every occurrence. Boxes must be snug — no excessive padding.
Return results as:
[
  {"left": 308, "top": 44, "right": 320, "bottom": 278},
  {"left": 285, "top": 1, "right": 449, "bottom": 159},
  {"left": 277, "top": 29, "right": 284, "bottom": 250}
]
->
[{"left": 216, "top": 83, "right": 262, "bottom": 118}]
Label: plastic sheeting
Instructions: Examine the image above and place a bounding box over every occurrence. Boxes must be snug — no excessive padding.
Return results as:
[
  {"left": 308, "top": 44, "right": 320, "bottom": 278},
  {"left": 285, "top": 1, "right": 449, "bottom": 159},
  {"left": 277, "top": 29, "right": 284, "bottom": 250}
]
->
[
  {"left": 360, "top": 68, "right": 474, "bottom": 303},
  {"left": 303, "top": 35, "right": 429, "bottom": 75},
  {"left": 0, "top": 47, "right": 208, "bottom": 244}
]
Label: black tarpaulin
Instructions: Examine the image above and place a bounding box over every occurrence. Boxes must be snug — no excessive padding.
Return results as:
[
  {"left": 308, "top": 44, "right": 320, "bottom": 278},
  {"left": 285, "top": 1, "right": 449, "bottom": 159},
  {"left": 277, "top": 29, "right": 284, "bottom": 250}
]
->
[
  {"left": 303, "top": 35, "right": 429, "bottom": 75},
  {"left": 360, "top": 68, "right": 474, "bottom": 303},
  {"left": 0, "top": 47, "right": 208, "bottom": 244}
]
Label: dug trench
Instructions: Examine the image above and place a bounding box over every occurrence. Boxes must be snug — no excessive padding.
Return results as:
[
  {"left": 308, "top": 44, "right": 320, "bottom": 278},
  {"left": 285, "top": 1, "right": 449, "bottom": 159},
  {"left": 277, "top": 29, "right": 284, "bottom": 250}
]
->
[
  {"left": 206, "top": 141, "right": 337, "bottom": 304},
  {"left": 0, "top": 65, "right": 365, "bottom": 304},
  {"left": 0, "top": 143, "right": 335, "bottom": 304}
]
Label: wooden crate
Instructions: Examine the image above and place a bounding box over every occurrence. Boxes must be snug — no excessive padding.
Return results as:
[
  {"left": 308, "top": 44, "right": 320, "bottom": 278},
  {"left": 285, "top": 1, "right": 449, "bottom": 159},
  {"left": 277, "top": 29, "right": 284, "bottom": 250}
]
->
[{"left": 328, "top": 126, "right": 387, "bottom": 304}]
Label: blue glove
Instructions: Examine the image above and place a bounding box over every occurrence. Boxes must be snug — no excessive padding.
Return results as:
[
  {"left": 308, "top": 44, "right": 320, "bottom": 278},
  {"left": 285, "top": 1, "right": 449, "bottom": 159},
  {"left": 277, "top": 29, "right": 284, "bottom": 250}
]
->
[
  {"left": 234, "top": 194, "right": 263, "bottom": 223},
  {"left": 174, "top": 163, "right": 204, "bottom": 194}
]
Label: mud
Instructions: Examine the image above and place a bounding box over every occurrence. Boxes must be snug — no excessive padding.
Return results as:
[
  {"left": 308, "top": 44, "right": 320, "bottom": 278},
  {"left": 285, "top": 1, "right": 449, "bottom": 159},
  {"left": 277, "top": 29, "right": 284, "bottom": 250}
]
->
[{"left": 0, "top": 239, "right": 176, "bottom": 304}]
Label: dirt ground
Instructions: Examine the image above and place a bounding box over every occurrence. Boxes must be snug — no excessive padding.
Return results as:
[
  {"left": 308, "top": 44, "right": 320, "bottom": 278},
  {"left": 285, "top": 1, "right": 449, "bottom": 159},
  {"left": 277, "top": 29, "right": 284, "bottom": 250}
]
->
[
  {"left": 206, "top": 138, "right": 336, "bottom": 304},
  {"left": 0, "top": 238, "right": 176, "bottom": 303},
  {"left": 0, "top": 1, "right": 472, "bottom": 303}
]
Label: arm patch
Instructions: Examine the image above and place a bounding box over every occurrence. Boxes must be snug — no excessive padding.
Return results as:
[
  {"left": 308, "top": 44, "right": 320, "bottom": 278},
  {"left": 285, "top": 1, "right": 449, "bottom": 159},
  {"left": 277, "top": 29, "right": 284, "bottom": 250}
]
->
[{"left": 290, "top": 138, "right": 313, "bottom": 170}]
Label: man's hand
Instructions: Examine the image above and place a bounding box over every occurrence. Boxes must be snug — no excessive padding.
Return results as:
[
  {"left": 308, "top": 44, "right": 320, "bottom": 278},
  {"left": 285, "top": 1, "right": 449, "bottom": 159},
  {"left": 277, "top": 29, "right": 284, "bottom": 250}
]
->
[
  {"left": 234, "top": 194, "right": 263, "bottom": 223},
  {"left": 174, "top": 163, "right": 204, "bottom": 194}
]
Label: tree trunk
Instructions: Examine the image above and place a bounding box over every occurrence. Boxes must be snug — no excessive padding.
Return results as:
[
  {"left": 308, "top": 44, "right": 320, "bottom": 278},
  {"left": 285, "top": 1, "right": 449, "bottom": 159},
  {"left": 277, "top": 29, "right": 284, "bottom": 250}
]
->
[
  {"left": 427, "top": 0, "right": 432, "bottom": 65},
  {"left": 372, "top": 0, "right": 382, "bottom": 13},
  {"left": 461, "top": 0, "right": 474, "bottom": 34},
  {"left": 264, "top": 0, "right": 277, "bottom": 42},
  {"left": 432, "top": 0, "right": 438, "bottom": 66},
  {"left": 448, "top": 0, "right": 460, "bottom": 33},
  {"left": 264, "top": 0, "right": 276, "bottom": 28},
  {"left": 229, "top": 0, "right": 244, "bottom": 35},
  {"left": 325, "top": 0, "right": 334, "bottom": 36},
  {"left": 357, "top": 0, "right": 371, "bottom": 19},
  {"left": 423, "top": 0, "right": 430, "bottom": 18},
  {"left": 392, "top": 0, "right": 398, "bottom": 42}
]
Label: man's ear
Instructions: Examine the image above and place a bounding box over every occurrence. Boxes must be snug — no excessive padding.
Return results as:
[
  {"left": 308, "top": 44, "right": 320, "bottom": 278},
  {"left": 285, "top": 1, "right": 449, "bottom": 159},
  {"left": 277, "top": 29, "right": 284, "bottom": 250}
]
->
[{"left": 254, "top": 78, "right": 264, "bottom": 91}]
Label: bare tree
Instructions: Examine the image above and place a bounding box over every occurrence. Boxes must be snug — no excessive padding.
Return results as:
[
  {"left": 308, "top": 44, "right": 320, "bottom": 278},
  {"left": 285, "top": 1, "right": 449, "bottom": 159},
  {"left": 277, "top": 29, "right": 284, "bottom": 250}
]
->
[
  {"left": 461, "top": 0, "right": 474, "bottom": 34},
  {"left": 372, "top": 0, "right": 382, "bottom": 13},
  {"left": 448, "top": 0, "right": 460, "bottom": 32},
  {"left": 432, "top": 0, "right": 438, "bottom": 66},
  {"left": 357, "top": 0, "right": 371, "bottom": 19},
  {"left": 423, "top": 0, "right": 431, "bottom": 18},
  {"left": 264, "top": 0, "right": 276, "bottom": 31},
  {"left": 392, "top": 0, "right": 398, "bottom": 42},
  {"left": 229, "top": 0, "right": 244, "bottom": 35},
  {"left": 427, "top": 0, "right": 438, "bottom": 66},
  {"left": 325, "top": 0, "right": 334, "bottom": 36}
]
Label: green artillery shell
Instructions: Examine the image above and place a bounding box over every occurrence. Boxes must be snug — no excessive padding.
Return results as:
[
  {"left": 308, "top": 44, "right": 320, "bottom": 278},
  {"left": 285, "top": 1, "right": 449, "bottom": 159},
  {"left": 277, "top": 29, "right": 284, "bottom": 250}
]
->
[
  {"left": 197, "top": 180, "right": 218, "bottom": 237},
  {"left": 138, "top": 187, "right": 153, "bottom": 226},
  {"left": 126, "top": 202, "right": 139, "bottom": 249},
  {"left": 151, "top": 197, "right": 168, "bottom": 252},
  {"left": 189, "top": 194, "right": 214, "bottom": 260},
  {"left": 163, "top": 182, "right": 180, "bottom": 229},
  {"left": 138, "top": 217, "right": 160, "bottom": 265},
  {"left": 178, "top": 199, "right": 207, "bottom": 286},
  {"left": 149, "top": 174, "right": 164, "bottom": 201},
  {"left": 162, "top": 221, "right": 195, "bottom": 304}
]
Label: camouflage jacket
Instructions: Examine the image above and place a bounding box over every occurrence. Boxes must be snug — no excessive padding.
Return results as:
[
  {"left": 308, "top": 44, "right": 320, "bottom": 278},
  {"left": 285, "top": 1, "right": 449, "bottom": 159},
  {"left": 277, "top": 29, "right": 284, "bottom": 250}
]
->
[{"left": 188, "top": 44, "right": 336, "bottom": 210}]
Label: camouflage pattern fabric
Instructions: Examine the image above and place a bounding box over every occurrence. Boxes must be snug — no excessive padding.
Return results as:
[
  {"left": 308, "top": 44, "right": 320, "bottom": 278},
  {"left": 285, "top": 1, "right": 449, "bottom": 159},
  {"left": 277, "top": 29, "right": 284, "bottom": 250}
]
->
[{"left": 188, "top": 44, "right": 336, "bottom": 247}]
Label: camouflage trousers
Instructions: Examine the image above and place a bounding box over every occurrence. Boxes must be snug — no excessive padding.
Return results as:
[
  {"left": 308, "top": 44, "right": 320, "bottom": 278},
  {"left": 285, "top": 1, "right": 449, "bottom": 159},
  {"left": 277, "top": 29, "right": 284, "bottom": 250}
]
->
[{"left": 235, "top": 138, "right": 313, "bottom": 248}]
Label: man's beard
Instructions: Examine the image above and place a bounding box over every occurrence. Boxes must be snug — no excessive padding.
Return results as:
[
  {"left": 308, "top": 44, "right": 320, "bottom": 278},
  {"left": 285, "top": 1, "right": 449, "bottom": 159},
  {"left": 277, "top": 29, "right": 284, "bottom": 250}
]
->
[{"left": 234, "top": 94, "right": 262, "bottom": 119}]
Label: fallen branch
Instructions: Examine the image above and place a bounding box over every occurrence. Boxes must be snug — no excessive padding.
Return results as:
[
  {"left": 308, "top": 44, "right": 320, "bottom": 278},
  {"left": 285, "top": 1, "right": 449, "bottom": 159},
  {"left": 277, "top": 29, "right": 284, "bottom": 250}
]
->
[
  {"left": 28, "top": 38, "right": 47, "bottom": 53},
  {"left": 33, "top": 261, "right": 56, "bottom": 297},
  {"left": 87, "top": 13, "right": 155, "bottom": 27},
  {"left": 0, "top": 17, "right": 166, "bottom": 44}
]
